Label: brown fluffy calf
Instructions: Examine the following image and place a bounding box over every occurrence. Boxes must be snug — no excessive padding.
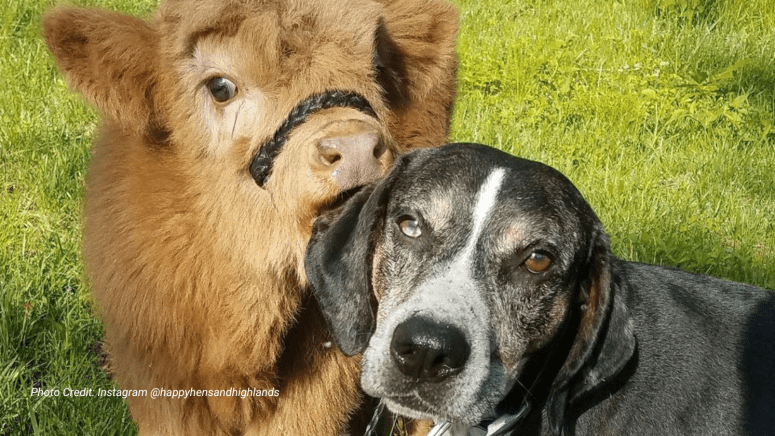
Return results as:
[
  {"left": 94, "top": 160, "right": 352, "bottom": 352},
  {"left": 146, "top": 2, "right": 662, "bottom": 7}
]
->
[{"left": 43, "top": 0, "right": 457, "bottom": 434}]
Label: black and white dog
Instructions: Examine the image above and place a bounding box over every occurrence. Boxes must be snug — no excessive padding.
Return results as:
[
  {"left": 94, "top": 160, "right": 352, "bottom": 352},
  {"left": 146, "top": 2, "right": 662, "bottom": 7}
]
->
[{"left": 305, "top": 143, "right": 775, "bottom": 436}]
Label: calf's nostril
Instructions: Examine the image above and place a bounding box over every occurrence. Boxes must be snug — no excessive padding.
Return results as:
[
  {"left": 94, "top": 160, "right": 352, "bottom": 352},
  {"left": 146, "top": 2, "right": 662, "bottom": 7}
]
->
[
  {"left": 372, "top": 139, "right": 387, "bottom": 159},
  {"left": 390, "top": 316, "right": 470, "bottom": 383},
  {"left": 318, "top": 147, "right": 342, "bottom": 166}
]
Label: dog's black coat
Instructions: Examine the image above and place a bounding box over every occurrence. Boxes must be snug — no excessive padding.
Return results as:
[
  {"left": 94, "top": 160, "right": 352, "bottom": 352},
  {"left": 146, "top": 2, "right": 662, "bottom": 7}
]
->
[{"left": 305, "top": 143, "right": 775, "bottom": 436}]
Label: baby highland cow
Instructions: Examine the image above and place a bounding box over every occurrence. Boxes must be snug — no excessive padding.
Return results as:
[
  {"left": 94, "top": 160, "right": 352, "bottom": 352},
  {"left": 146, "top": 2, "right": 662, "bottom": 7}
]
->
[{"left": 43, "top": 0, "right": 458, "bottom": 434}]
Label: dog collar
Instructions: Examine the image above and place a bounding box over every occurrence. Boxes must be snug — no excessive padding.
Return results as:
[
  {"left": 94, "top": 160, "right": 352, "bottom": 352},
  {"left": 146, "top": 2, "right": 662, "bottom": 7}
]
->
[
  {"left": 426, "top": 401, "right": 530, "bottom": 436},
  {"left": 362, "top": 400, "right": 530, "bottom": 436},
  {"left": 249, "top": 90, "right": 378, "bottom": 187}
]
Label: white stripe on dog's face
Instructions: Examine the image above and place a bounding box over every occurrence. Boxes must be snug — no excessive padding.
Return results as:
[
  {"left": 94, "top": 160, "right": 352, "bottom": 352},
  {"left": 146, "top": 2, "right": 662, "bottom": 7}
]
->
[
  {"left": 362, "top": 168, "right": 514, "bottom": 425},
  {"left": 466, "top": 168, "right": 505, "bottom": 259}
]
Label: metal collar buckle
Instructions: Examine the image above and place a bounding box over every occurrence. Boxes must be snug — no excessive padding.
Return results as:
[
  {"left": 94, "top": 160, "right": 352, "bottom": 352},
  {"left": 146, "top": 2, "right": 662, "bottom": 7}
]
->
[
  {"left": 363, "top": 402, "right": 385, "bottom": 436},
  {"left": 426, "top": 401, "right": 530, "bottom": 436}
]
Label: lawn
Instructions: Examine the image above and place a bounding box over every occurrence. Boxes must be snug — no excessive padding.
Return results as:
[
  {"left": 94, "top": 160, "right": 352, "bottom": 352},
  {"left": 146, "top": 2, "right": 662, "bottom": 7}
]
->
[{"left": 1, "top": 0, "right": 773, "bottom": 434}]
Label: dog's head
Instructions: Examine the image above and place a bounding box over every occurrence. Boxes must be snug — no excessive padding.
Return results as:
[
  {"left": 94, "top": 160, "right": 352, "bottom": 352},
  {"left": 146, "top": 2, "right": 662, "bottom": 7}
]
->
[{"left": 305, "top": 143, "right": 636, "bottom": 430}]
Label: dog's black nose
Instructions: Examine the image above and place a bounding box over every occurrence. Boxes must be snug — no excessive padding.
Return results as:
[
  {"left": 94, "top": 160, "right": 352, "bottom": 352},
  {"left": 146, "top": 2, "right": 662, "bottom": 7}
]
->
[{"left": 390, "top": 316, "right": 470, "bottom": 382}]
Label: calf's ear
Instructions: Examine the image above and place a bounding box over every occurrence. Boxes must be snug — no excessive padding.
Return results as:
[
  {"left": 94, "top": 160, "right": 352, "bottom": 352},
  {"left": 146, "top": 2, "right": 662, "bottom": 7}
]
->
[
  {"left": 43, "top": 7, "right": 162, "bottom": 137},
  {"left": 376, "top": 0, "right": 458, "bottom": 150},
  {"left": 304, "top": 167, "right": 402, "bottom": 356}
]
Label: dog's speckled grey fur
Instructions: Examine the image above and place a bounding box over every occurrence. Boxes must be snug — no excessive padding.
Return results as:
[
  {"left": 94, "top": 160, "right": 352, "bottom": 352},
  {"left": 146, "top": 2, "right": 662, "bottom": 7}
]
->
[
  {"left": 361, "top": 168, "right": 510, "bottom": 423},
  {"left": 305, "top": 143, "right": 775, "bottom": 435}
]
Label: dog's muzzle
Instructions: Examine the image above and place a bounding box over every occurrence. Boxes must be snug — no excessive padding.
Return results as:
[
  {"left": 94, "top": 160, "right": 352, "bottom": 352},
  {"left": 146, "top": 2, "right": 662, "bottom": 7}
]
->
[{"left": 249, "top": 90, "right": 378, "bottom": 187}]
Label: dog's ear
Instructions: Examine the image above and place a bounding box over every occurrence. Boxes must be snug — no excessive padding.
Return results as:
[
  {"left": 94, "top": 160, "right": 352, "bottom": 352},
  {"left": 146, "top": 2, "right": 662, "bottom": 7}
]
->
[
  {"left": 305, "top": 168, "right": 402, "bottom": 356},
  {"left": 375, "top": 0, "right": 458, "bottom": 150},
  {"left": 545, "top": 226, "right": 636, "bottom": 435},
  {"left": 43, "top": 7, "right": 162, "bottom": 138}
]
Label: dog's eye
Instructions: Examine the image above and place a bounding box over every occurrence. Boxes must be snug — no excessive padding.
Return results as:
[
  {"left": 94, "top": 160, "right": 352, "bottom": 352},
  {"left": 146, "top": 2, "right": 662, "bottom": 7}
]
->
[
  {"left": 525, "top": 251, "right": 552, "bottom": 273},
  {"left": 207, "top": 77, "right": 237, "bottom": 102},
  {"left": 398, "top": 217, "right": 422, "bottom": 238}
]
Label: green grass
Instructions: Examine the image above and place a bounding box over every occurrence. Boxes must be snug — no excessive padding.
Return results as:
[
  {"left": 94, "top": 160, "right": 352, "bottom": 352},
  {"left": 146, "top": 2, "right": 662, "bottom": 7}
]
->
[
  {"left": 451, "top": 0, "right": 775, "bottom": 286},
  {"left": 1, "top": 0, "right": 773, "bottom": 433},
  {"left": 1, "top": 0, "right": 154, "bottom": 433}
]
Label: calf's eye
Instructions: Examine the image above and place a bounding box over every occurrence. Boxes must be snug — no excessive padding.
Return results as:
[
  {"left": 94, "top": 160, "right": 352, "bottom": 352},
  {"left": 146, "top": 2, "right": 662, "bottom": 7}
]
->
[
  {"left": 525, "top": 251, "right": 552, "bottom": 273},
  {"left": 398, "top": 217, "right": 422, "bottom": 238},
  {"left": 207, "top": 77, "right": 237, "bottom": 102}
]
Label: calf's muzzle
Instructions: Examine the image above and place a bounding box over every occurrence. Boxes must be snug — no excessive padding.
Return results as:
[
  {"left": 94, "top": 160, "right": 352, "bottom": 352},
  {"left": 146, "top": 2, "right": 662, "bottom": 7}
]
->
[
  {"left": 250, "top": 90, "right": 381, "bottom": 188},
  {"left": 317, "top": 129, "right": 385, "bottom": 191}
]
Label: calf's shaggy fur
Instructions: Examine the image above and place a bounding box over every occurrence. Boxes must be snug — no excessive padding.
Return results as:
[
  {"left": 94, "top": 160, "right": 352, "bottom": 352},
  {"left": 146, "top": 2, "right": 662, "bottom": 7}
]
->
[{"left": 43, "top": 0, "right": 457, "bottom": 434}]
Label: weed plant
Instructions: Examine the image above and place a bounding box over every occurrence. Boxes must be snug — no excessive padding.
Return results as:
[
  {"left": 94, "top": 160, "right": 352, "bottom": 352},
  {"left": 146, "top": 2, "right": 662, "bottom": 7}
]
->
[{"left": 1, "top": 0, "right": 773, "bottom": 434}]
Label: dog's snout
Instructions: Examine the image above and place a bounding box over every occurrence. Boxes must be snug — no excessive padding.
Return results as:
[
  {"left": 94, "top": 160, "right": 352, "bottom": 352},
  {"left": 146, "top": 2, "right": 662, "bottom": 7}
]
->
[{"left": 390, "top": 317, "right": 470, "bottom": 383}]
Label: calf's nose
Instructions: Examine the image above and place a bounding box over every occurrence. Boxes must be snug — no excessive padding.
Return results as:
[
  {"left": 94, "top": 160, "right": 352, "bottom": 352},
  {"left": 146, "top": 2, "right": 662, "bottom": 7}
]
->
[
  {"left": 317, "top": 131, "right": 386, "bottom": 191},
  {"left": 390, "top": 316, "right": 470, "bottom": 383}
]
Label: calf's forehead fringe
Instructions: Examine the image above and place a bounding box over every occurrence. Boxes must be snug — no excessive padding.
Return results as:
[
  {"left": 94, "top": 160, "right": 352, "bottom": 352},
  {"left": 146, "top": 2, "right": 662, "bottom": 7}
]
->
[{"left": 157, "top": 0, "right": 384, "bottom": 57}]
